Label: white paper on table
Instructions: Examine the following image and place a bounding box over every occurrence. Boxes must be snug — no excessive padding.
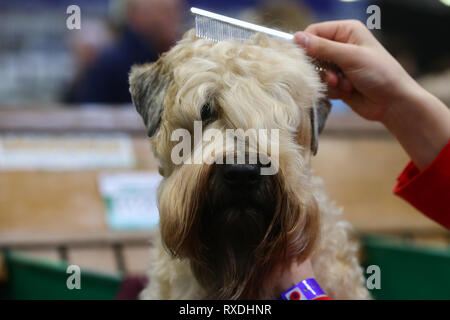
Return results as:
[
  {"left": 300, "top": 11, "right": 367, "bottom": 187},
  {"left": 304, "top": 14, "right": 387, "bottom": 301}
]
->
[
  {"left": 0, "top": 133, "right": 135, "bottom": 170},
  {"left": 98, "top": 172, "right": 163, "bottom": 230}
]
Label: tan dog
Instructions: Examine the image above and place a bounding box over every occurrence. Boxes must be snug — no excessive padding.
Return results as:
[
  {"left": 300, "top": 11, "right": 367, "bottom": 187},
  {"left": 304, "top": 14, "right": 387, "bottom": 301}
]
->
[{"left": 129, "top": 30, "right": 371, "bottom": 300}]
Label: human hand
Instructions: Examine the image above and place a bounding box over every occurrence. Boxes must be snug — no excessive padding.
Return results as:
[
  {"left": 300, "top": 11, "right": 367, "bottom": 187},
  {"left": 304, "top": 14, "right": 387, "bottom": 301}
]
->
[
  {"left": 295, "top": 20, "right": 450, "bottom": 169},
  {"left": 294, "top": 20, "right": 419, "bottom": 123}
]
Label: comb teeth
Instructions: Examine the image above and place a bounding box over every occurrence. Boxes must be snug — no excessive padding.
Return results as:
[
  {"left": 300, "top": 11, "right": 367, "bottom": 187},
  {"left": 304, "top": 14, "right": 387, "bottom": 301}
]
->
[
  {"left": 195, "top": 15, "right": 256, "bottom": 43},
  {"left": 191, "top": 7, "right": 294, "bottom": 43}
]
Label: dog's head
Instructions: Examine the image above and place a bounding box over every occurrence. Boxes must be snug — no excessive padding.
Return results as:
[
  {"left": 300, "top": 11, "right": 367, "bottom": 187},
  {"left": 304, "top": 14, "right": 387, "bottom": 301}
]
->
[{"left": 129, "top": 30, "right": 330, "bottom": 299}]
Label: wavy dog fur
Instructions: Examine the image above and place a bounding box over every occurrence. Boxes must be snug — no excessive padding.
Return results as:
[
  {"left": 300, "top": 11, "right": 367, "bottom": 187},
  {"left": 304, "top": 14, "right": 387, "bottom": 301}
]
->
[{"left": 130, "top": 30, "right": 371, "bottom": 300}]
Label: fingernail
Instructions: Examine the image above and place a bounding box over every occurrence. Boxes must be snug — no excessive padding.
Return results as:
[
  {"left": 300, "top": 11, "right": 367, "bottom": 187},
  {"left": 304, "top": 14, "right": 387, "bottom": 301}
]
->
[{"left": 294, "top": 32, "right": 309, "bottom": 49}]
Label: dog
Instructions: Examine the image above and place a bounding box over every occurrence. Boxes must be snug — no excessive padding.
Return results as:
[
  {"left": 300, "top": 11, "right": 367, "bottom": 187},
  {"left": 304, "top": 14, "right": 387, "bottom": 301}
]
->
[{"left": 129, "top": 29, "right": 371, "bottom": 300}]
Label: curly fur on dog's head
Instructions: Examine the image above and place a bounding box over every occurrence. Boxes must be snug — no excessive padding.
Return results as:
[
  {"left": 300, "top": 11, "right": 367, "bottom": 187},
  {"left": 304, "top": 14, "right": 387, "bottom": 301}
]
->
[{"left": 130, "top": 30, "right": 331, "bottom": 299}]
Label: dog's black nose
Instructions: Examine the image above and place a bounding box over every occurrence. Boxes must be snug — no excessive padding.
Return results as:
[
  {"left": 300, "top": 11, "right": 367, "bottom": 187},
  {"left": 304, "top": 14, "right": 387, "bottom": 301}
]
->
[{"left": 221, "top": 164, "right": 261, "bottom": 185}]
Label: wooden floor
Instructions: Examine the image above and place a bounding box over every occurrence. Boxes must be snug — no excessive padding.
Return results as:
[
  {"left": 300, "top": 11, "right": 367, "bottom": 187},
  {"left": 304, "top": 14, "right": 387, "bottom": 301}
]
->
[{"left": 0, "top": 107, "right": 447, "bottom": 275}]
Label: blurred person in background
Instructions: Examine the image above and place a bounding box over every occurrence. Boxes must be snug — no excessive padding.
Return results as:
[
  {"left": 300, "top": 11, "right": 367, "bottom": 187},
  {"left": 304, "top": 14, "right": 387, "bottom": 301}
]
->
[
  {"left": 63, "top": 19, "right": 113, "bottom": 103},
  {"left": 240, "top": 0, "right": 314, "bottom": 35},
  {"left": 69, "top": 0, "right": 183, "bottom": 104}
]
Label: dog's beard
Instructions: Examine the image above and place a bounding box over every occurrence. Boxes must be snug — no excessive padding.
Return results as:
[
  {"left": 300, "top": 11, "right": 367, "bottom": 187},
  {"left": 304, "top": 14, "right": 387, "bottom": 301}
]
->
[
  {"left": 194, "top": 168, "right": 279, "bottom": 299},
  {"left": 159, "top": 163, "right": 319, "bottom": 300}
]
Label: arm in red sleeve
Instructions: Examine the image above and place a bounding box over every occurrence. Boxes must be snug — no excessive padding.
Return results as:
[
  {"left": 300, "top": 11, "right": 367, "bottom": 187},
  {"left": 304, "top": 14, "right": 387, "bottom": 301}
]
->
[{"left": 394, "top": 139, "right": 450, "bottom": 229}]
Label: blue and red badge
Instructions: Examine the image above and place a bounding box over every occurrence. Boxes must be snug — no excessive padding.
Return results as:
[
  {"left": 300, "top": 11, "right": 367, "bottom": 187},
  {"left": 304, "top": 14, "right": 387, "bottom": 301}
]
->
[{"left": 281, "top": 278, "right": 327, "bottom": 300}]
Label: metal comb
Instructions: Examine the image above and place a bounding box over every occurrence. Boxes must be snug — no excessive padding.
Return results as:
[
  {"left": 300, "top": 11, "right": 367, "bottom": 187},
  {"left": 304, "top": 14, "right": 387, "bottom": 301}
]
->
[{"left": 191, "top": 7, "right": 339, "bottom": 74}]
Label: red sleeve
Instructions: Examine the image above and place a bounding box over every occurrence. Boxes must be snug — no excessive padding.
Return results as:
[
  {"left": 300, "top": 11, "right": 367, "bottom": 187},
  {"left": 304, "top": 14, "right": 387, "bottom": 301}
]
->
[{"left": 393, "top": 139, "right": 450, "bottom": 229}]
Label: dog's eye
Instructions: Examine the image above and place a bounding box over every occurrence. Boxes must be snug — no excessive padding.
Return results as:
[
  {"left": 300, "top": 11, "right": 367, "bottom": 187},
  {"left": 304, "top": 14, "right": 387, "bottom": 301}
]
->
[{"left": 200, "top": 103, "right": 215, "bottom": 122}]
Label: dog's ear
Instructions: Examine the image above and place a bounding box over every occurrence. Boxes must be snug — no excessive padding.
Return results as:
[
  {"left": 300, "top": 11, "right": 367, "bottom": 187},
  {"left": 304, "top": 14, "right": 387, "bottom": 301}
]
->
[
  {"left": 129, "top": 62, "right": 170, "bottom": 138},
  {"left": 310, "top": 98, "right": 331, "bottom": 155}
]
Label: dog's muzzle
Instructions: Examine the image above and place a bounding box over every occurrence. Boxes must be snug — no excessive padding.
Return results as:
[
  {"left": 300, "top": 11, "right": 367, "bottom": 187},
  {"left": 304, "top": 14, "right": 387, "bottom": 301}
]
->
[
  {"left": 209, "top": 162, "right": 274, "bottom": 206},
  {"left": 221, "top": 164, "right": 261, "bottom": 186},
  {"left": 204, "top": 162, "right": 277, "bottom": 223}
]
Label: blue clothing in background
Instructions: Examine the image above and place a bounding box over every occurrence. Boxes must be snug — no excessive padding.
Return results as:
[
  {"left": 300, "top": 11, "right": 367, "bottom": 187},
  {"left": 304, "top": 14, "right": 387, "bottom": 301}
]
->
[{"left": 74, "top": 28, "right": 159, "bottom": 104}]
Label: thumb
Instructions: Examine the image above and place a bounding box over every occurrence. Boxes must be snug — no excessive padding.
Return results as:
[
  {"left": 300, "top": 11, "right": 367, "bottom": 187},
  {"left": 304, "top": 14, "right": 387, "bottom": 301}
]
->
[{"left": 294, "top": 32, "right": 352, "bottom": 68}]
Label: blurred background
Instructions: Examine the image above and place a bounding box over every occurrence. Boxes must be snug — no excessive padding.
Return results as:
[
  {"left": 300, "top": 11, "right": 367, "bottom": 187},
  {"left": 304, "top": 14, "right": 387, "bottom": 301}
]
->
[{"left": 0, "top": 0, "right": 449, "bottom": 299}]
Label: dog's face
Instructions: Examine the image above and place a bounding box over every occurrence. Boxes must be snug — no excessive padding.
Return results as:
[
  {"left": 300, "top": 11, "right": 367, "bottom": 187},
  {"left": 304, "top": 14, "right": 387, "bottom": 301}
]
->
[{"left": 130, "top": 30, "right": 330, "bottom": 299}]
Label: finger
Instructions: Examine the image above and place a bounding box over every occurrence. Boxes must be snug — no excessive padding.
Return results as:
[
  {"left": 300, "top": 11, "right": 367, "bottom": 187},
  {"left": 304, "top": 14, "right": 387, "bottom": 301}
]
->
[
  {"left": 294, "top": 31, "right": 354, "bottom": 68},
  {"left": 305, "top": 20, "right": 348, "bottom": 42},
  {"left": 326, "top": 84, "right": 355, "bottom": 100},
  {"left": 305, "top": 20, "right": 368, "bottom": 45},
  {"left": 326, "top": 86, "right": 343, "bottom": 100},
  {"left": 337, "top": 75, "right": 353, "bottom": 93},
  {"left": 324, "top": 71, "right": 339, "bottom": 87},
  {"left": 342, "top": 91, "right": 368, "bottom": 114},
  {"left": 306, "top": 20, "right": 378, "bottom": 48}
]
